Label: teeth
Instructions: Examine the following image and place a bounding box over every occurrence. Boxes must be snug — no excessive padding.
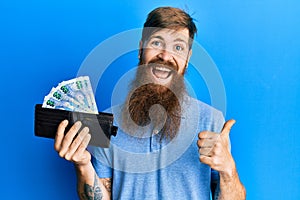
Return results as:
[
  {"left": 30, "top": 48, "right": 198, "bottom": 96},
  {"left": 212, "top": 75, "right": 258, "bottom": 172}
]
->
[{"left": 155, "top": 66, "right": 171, "bottom": 72}]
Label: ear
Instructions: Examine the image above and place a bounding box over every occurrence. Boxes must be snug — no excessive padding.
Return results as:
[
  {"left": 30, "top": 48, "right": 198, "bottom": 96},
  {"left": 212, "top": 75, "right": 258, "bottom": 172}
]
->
[
  {"left": 184, "top": 49, "right": 192, "bottom": 70},
  {"left": 187, "top": 49, "right": 192, "bottom": 62},
  {"left": 138, "top": 40, "right": 143, "bottom": 59}
]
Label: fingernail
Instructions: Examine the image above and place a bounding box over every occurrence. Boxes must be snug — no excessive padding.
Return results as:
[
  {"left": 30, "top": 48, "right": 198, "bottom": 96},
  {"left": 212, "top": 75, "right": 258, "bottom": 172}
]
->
[
  {"left": 84, "top": 127, "right": 89, "bottom": 132},
  {"left": 76, "top": 121, "right": 82, "bottom": 127}
]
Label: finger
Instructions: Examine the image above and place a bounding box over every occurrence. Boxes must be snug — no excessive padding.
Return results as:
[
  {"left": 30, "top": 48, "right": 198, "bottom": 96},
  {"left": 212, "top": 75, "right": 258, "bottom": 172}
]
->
[
  {"left": 199, "top": 147, "right": 213, "bottom": 156},
  {"left": 54, "top": 120, "right": 69, "bottom": 151},
  {"left": 197, "top": 138, "right": 217, "bottom": 148},
  {"left": 198, "top": 131, "right": 218, "bottom": 139},
  {"left": 199, "top": 155, "right": 212, "bottom": 166},
  {"left": 65, "top": 127, "right": 89, "bottom": 160},
  {"left": 59, "top": 121, "right": 82, "bottom": 157},
  {"left": 221, "top": 119, "right": 236, "bottom": 137},
  {"left": 72, "top": 133, "right": 91, "bottom": 161}
]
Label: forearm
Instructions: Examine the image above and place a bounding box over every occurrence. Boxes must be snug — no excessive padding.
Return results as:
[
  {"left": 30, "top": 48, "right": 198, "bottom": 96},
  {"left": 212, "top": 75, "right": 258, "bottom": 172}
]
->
[
  {"left": 218, "top": 166, "right": 246, "bottom": 200},
  {"left": 75, "top": 162, "right": 111, "bottom": 200}
]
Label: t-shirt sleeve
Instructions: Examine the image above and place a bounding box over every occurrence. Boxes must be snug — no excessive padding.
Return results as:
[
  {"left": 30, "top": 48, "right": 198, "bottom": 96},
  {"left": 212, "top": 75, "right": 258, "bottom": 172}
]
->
[
  {"left": 88, "top": 146, "right": 113, "bottom": 178},
  {"left": 88, "top": 104, "right": 120, "bottom": 179},
  {"left": 210, "top": 110, "right": 226, "bottom": 200}
]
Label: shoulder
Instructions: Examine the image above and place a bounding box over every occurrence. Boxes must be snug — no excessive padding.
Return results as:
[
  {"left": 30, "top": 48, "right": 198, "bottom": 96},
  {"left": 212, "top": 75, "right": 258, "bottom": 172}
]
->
[{"left": 183, "top": 96, "right": 225, "bottom": 132}]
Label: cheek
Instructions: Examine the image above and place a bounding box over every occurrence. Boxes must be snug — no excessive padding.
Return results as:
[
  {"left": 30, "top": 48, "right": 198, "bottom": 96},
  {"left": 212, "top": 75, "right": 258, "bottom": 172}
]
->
[
  {"left": 177, "top": 60, "right": 188, "bottom": 75},
  {"left": 141, "top": 48, "right": 157, "bottom": 63}
]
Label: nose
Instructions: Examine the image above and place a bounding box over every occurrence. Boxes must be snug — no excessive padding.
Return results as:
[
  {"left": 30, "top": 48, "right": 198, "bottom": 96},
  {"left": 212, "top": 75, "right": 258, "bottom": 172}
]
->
[{"left": 157, "top": 49, "right": 173, "bottom": 62}]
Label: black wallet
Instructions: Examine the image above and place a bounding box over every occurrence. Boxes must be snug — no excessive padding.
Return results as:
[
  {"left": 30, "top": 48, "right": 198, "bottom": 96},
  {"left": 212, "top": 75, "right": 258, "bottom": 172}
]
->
[{"left": 34, "top": 104, "right": 118, "bottom": 148}]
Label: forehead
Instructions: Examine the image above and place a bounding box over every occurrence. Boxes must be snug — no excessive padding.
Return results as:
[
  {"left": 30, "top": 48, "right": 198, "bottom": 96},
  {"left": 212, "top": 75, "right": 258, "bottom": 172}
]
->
[{"left": 149, "top": 28, "right": 190, "bottom": 42}]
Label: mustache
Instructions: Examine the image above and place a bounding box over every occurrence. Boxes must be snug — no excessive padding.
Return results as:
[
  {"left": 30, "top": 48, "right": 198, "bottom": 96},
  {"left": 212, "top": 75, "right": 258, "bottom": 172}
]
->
[{"left": 146, "top": 58, "right": 178, "bottom": 72}]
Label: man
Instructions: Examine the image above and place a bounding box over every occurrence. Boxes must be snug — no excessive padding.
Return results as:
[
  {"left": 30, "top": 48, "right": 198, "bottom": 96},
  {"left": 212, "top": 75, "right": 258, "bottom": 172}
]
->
[{"left": 54, "top": 7, "right": 246, "bottom": 199}]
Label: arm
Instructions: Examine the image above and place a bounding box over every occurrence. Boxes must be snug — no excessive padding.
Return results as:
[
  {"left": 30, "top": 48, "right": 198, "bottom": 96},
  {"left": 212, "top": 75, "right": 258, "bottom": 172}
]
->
[
  {"left": 54, "top": 120, "right": 111, "bottom": 200},
  {"left": 218, "top": 164, "right": 246, "bottom": 200},
  {"left": 75, "top": 163, "right": 111, "bottom": 200},
  {"left": 198, "top": 120, "right": 246, "bottom": 200}
]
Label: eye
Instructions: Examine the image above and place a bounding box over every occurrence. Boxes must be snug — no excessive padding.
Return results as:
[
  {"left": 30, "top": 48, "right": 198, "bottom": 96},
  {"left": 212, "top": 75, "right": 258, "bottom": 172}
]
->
[
  {"left": 175, "top": 45, "right": 184, "bottom": 52},
  {"left": 151, "top": 40, "right": 161, "bottom": 47}
]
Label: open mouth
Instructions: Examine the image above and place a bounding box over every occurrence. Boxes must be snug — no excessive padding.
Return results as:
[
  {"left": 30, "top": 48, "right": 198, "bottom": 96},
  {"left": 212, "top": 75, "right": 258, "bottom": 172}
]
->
[{"left": 151, "top": 66, "right": 173, "bottom": 79}]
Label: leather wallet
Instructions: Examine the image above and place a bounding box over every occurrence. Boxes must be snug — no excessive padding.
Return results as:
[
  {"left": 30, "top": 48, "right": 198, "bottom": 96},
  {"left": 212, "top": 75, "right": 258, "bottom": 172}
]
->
[{"left": 34, "top": 104, "right": 118, "bottom": 148}]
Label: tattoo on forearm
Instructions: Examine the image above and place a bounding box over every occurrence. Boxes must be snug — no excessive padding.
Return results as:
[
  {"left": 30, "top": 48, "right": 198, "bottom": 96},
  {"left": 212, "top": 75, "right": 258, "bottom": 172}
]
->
[
  {"left": 81, "top": 173, "right": 103, "bottom": 200},
  {"left": 102, "top": 178, "right": 112, "bottom": 193}
]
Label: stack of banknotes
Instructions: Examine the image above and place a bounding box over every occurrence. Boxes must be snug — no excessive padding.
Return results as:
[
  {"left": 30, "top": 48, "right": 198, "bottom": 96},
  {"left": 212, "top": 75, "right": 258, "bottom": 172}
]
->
[{"left": 42, "top": 76, "right": 98, "bottom": 114}]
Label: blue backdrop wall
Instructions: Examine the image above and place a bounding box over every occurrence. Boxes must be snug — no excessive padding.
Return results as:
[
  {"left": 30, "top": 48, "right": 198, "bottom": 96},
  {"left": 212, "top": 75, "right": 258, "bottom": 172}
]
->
[{"left": 1, "top": 0, "right": 299, "bottom": 199}]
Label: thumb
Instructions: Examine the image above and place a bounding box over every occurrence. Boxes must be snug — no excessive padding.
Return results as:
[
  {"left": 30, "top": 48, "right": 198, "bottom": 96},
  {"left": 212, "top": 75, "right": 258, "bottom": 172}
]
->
[{"left": 221, "top": 119, "right": 236, "bottom": 136}]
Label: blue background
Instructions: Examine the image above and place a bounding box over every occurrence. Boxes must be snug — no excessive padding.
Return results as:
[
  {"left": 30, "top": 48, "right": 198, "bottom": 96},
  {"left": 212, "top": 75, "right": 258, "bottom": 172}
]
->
[{"left": 1, "top": 0, "right": 299, "bottom": 199}]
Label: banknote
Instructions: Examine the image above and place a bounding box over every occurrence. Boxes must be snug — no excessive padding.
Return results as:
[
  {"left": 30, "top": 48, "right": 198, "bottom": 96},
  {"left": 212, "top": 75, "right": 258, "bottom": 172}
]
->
[
  {"left": 58, "top": 76, "right": 98, "bottom": 113},
  {"left": 80, "top": 77, "right": 98, "bottom": 112},
  {"left": 42, "top": 76, "right": 98, "bottom": 114},
  {"left": 42, "top": 96, "right": 88, "bottom": 112},
  {"left": 46, "top": 87, "right": 83, "bottom": 108}
]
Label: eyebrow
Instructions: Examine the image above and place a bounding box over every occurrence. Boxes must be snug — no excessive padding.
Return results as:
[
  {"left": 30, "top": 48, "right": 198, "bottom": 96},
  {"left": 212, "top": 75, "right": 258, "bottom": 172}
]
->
[
  {"left": 149, "top": 35, "right": 164, "bottom": 41},
  {"left": 149, "top": 35, "right": 188, "bottom": 46},
  {"left": 173, "top": 38, "right": 188, "bottom": 46}
]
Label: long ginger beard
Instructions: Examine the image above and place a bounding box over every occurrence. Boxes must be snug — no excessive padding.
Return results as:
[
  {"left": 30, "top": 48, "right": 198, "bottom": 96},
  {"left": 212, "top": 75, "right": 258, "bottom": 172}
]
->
[{"left": 122, "top": 58, "right": 187, "bottom": 141}]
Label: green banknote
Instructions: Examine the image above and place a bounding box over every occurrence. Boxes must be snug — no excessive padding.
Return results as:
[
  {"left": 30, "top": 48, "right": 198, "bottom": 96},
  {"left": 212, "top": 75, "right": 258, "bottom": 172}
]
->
[{"left": 42, "top": 76, "right": 98, "bottom": 114}]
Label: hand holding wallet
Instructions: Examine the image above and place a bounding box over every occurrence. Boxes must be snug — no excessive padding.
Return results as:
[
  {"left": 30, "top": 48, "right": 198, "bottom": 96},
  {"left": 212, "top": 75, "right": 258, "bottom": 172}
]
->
[
  {"left": 34, "top": 76, "right": 117, "bottom": 148},
  {"left": 34, "top": 104, "right": 117, "bottom": 148}
]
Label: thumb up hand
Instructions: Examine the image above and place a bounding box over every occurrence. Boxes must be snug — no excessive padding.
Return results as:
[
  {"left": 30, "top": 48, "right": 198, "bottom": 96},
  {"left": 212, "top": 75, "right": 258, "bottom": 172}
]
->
[
  {"left": 219, "top": 119, "right": 236, "bottom": 148},
  {"left": 197, "top": 119, "right": 236, "bottom": 175}
]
